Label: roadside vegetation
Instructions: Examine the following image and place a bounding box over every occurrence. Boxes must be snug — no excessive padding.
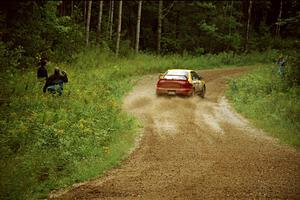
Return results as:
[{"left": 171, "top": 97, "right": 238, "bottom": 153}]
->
[{"left": 227, "top": 52, "right": 300, "bottom": 148}]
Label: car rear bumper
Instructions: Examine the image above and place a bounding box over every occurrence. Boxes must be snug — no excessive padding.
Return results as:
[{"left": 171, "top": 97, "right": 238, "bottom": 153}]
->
[{"left": 156, "top": 87, "right": 193, "bottom": 96}]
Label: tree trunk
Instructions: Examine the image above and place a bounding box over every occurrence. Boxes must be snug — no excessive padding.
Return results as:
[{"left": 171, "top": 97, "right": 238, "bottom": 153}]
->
[
  {"left": 245, "top": 0, "right": 252, "bottom": 52},
  {"left": 84, "top": 0, "right": 87, "bottom": 25},
  {"left": 157, "top": 0, "right": 163, "bottom": 54},
  {"left": 175, "top": 11, "right": 179, "bottom": 40},
  {"left": 135, "top": 0, "right": 142, "bottom": 53},
  {"left": 229, "top": 0, "right": 233, "bottom": 37},
  {"left": 60, "top": 1, "right": 66, "bottom": 16},
  {"left": 71, "top": 0, "right": 73, "bottom": 17},
  {"left": 107, "top": 0, "right": 111, "bottom": 39},
  {"left": 276, "top": 0, "right": 283, "bottom": 37},
  {"left": 116, "top": 0, "right": 123, "bottom": 56},
  {"left": 85, "top": 0, "right": 92, "bottom": 47},
  {"left": 97, "top": 1, "right": 104, "bottom": 44},
  {"left": 109, "top": 0, "right": 115, "bottom": 41}
]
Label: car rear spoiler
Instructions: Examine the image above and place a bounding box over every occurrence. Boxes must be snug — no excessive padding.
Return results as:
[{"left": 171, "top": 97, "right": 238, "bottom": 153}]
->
[{"left": 160, "top": 74, "right": 188, "bottom": 80}]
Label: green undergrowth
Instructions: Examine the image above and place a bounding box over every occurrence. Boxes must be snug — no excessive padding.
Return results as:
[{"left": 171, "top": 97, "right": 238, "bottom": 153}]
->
[
  {"left": 0, "top": 65, "right": 139, "bottom": 200},
  {"left": 227, "top": 64, "right": 300, "bottom": 149},
  {"left": 0, "top": 49, "right": 282, "bottom": 199}
]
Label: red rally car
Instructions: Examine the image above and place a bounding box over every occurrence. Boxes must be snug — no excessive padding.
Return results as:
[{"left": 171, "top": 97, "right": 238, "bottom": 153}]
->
[{"left": 156, "top": 69, "right": 206, "bottom": 98}]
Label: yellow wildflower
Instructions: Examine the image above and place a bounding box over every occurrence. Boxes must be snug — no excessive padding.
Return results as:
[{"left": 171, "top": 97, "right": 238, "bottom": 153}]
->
[
  {"left": 103, "top": 146, "right": 110, "bottom": 154},
  {"left": 79, "top": 122, "right": 84, "bottom": 130}
]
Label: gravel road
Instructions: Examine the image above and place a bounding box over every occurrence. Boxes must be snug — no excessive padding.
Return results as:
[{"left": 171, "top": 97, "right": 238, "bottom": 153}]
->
[{"left": 50, "top": 67, "right": 300, "bottom": 200}]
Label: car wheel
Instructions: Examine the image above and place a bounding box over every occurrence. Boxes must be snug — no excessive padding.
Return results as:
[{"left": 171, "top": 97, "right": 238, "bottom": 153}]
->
[
  {"left": 190, "top": 88, "right": 195, "bottom": 97},
  {"left": 156, "top": 91, "right": 161, "bottom": 97},
  {"left": 200, "top": 85, "right": 206, "bottom": 98}
]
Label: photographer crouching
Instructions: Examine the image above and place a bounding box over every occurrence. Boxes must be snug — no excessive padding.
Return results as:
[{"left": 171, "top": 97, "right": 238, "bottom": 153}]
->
[{"left": 43, "top": 67, "right": 68, "bottom": 96}]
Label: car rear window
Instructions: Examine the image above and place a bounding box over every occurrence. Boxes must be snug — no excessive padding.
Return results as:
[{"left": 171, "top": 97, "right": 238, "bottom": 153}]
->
[{"left": 164, "top": 70, "right": 188, "bottom": 80}]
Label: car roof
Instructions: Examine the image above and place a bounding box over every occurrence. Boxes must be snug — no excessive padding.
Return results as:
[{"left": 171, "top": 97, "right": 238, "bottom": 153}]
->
[{"left": 167, "top": 69, "right": 193, "bottom": 72}]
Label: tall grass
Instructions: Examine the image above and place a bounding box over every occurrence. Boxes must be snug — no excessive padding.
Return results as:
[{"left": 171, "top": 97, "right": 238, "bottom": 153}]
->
[
  {"left": 0, "top": 66, "right": 138, "bottom": 199},
  {"left": 0, "top": 49, "right": 280, "bottom": 199},
  {"left": 227, "top": 65, "right": 300, "bottom": 148}
]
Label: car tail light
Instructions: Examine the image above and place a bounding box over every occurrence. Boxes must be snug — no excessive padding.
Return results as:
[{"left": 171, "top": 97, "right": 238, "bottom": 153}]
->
[
  {"left": 182, "top": 80, "right": 193, "bottom": 88},
  {"left": 157, "top": 79, "right": 162, "bottom": 87}
]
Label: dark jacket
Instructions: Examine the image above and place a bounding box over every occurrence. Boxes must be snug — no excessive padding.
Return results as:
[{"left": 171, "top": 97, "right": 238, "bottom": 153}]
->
[
  {"left": 43, "top": 72, "right": 68, "bottom": 92},
  {"left": 37, "top": 66, "right": 48, "bottom": 79}
]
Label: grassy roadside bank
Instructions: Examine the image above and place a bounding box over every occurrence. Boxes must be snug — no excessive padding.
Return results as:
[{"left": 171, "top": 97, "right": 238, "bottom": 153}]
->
[
  {"left": 226, "top": 63, "right": 300, "bottom": 148},
  {"left": 0, "top": 49, "right": 279, "bottom": 199}
]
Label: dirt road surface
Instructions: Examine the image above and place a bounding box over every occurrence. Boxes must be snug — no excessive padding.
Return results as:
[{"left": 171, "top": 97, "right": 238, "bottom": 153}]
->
[{"left": 51, "top": 67, "right": 300, "bottom": 199}]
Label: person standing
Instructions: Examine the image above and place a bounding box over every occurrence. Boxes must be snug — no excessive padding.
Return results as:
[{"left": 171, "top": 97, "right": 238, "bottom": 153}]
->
[
  {"left": 277, "top": 55, "right": 286, "bottom": 78},
  {"left": 37, "top": 58, "right": 48, "bottom": 80}
]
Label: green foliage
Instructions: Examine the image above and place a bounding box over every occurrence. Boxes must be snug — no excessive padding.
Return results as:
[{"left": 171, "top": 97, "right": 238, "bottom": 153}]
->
[
  {"left": 0, "top": 41, "right": 25, "bottom": 69},
  {"left": 119, "top": 40, "right": 135, "bottom": 58},
  {"left": 194, "top": 2, "right": 216, "bottom": 9},
  {"left": 41, "top": 2, "right": 85, "bottom": 62},
  {"left": 227, "top": 62, "right": 300, "bottom": 148},
  {"left": 199, "top": 21, "right": 218, "bottom": 33},
  {"left": 0, "top": 1, "right": 84, "bottom": 68},
  {"left": 0, "top": 54, "right": 137, "bottom": 199},
  {"left": 1, "top": 1, "right": 299, "bottom": 69},
  {"left": 285, "top": 53, "right": 300, "bottom": 86}
]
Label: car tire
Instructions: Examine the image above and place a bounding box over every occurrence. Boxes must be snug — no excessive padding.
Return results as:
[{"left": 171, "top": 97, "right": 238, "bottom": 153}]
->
[
  {"left": 190, "top": 88, "right": 195, "bottom": 97},
  {"left": 200, "top": 85, "right": 206, "bottom": 98}
]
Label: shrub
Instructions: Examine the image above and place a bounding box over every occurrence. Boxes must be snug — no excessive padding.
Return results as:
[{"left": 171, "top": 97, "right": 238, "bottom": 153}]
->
[
  {"left": 0, "top": 42, "right": 25, "bottom": 70},
  {"left": 285, "top": 54, "right": 300, "bottom": 86},
  {"left": 227, "top": 64, "right": 300, "bottom": 148}
]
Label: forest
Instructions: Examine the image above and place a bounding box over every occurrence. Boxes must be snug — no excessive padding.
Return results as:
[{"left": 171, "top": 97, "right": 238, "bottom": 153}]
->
[
  {"left": 0, "top": 0, "right": 299, "bottom": 199},
  {"left": 0, "top": 0, "right": 299, "bottom": 66}
]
